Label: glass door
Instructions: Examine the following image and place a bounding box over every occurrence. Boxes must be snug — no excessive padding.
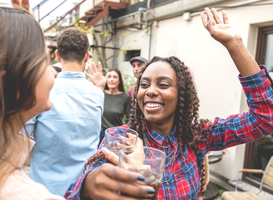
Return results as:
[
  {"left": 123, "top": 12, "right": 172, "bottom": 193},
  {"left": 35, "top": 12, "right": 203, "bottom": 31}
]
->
[{"left": 243, "top": 25, "right": 273, "bottom": 194}]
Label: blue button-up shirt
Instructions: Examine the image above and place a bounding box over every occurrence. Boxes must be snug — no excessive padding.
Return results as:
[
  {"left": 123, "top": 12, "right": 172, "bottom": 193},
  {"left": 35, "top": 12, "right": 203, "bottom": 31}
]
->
[{"left": 25, "top": 72, "right": 104, "bottom": 196}]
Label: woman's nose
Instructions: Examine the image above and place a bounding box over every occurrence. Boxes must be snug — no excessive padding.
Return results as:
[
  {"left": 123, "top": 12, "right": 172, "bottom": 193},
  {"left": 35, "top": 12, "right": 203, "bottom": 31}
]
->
[{"left": 146, "top": 89, "right": 159, "bottom": 97}]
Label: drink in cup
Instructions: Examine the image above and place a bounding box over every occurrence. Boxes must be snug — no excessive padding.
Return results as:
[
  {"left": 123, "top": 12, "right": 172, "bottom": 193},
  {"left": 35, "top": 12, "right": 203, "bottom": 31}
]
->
[
  {"left": 119, "top": 146, "right": 166, "bottom": 200},
  {"left": 104, "top": 127, "right": 138, "bottom": 155}
]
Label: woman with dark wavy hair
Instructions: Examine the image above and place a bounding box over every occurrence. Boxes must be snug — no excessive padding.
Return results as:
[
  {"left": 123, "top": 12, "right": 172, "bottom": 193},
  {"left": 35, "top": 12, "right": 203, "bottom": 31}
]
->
[
  {"left": 65, "top": 8, "right": 273, "bottom": 200},
  {"left": 0, "top": 2, "right": 64, "bottom": 200},
  {"left": 97, "top": 68, "right": 131, "bottom": 146}
]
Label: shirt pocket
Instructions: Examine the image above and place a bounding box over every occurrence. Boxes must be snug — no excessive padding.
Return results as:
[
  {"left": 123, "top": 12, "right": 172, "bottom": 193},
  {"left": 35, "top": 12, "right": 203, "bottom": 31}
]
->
[
  {"left": 173, "top": 163, "right": 199, "bottom": 199},
  {"left": 173, "top": 169, "right": 191, "bottom": 200}
]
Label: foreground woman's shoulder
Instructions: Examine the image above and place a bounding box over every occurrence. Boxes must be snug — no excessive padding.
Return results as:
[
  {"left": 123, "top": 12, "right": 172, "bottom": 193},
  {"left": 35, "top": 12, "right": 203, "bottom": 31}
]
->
[{"left": 1, "top": 169, "right": 65, "bottom": 200}]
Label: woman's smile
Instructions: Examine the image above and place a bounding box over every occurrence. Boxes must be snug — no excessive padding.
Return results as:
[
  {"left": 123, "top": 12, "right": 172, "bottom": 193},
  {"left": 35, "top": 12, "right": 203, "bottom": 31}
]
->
[
  {"left": 138, "top": 61, "right": 178, "bottom": 126},
  {"left": 144, "top": 101, "right": 164, "bottom": 112}
]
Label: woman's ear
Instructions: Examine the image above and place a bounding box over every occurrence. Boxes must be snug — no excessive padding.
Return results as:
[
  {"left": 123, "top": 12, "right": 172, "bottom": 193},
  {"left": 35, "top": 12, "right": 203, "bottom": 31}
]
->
[{"left": 1, "top": 70, "right": 6, "bottom": 90}]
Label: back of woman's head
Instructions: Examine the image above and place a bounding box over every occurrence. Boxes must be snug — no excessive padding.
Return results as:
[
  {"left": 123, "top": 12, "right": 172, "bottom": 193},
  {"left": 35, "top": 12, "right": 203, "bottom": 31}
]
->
[
  {"left": 0, "top": 7, "right": 48, "bottom": 176},
  {"left": 104, "top": 68, "right": 125, "bottom": 92}
]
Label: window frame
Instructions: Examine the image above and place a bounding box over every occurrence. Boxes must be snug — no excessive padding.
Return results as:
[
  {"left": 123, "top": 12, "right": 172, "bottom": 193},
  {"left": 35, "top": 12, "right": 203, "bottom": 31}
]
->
[{"left": 243, "top": 25, "right": 273, "bottom": 194}]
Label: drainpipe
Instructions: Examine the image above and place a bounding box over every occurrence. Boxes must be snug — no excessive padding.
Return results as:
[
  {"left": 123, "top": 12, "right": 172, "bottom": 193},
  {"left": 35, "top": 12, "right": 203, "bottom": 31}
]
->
[
  {"left": 138, "top": 7, "right": 154, "bottom": 60},
  {"left": 148, "top": 23, "right": 152, "bottom": 60},
  {"left": 151, "top": 21, "right": 157, "bottom": 58}
]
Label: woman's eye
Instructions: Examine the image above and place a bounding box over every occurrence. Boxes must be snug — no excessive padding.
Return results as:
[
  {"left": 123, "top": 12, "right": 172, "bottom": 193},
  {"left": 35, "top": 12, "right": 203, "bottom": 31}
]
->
[
  {"left": 159, "top": 84, "right": 170, "bottom": 87},
  {"left": 140, "top": 83, "right": 149, "bottom": 87}
]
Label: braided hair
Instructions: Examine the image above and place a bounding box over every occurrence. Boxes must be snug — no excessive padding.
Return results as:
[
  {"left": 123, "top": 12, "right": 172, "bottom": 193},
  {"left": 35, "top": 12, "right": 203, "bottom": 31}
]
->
[{"left": 128, "top": 56, "right": 213, "bottom": 194}]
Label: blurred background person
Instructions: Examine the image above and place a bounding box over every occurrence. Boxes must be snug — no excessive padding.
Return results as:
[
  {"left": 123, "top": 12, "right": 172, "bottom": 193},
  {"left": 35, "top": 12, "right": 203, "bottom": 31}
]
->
[
  {"left": 98, "top": 68, "right": 131, "bottom": 147},
  {"left": 128, "top": 56, "right": 147, "bottom": 99}
]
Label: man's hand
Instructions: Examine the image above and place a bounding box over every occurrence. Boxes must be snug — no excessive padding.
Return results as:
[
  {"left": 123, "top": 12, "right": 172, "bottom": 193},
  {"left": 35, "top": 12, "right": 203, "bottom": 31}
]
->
[
  {"left": 85, "top": 62, "right": 107, "bottom": 91},
  {"left": 11, "top": 0, "right": 35, "bottom": 18}
]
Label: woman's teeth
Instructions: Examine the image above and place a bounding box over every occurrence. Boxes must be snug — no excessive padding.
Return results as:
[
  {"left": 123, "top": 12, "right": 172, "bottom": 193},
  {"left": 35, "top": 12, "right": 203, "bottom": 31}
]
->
[{"left": 146, "top": 103, "right": 160, "bottom": 108}]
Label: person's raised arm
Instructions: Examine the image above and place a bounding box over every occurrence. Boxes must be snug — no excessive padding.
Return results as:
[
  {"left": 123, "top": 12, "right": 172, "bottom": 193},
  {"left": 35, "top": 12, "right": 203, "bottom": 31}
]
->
[
  {"left": 201, "top": 8, "right": 260, "bottom": 77},
  {"left": 85, "top": 61, "right": 107, "bottom": 91}
]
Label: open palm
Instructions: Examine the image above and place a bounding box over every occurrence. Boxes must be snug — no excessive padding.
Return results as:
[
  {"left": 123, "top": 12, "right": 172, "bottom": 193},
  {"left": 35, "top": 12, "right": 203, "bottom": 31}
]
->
[
  {"left": 85, "top": 62, "right": 107, "bottom": 91},
  {"left": 201, "top": 8, "right": 242, "bottom": 48}
]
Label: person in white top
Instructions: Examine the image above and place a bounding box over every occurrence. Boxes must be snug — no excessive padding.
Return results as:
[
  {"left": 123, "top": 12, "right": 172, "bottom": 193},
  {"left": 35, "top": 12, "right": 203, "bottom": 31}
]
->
[{"left": 0, "top": 1, "right": 64, "bottom": 200}]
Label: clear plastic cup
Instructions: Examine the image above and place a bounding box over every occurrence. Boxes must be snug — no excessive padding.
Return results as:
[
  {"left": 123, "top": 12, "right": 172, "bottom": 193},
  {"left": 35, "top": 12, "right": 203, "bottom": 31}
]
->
[{"left": 119, "top": 146, "right": 166, "bottom": 200}]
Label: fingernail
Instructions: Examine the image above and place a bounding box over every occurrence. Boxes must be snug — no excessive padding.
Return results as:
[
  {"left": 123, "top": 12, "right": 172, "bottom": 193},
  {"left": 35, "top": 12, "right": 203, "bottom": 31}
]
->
[
  {"left": 147, "top": 188, "right": 155, "bottom": 194},
  {"left": 137, "top": 176, "right": 145, "bottom": 181},
  {"left": 102, "top": 148, "right": 110, "bottom": 156}
]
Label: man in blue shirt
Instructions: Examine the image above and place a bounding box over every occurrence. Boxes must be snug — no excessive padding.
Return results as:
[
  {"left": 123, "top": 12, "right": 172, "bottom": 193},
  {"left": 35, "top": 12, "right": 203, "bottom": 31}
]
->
[{"left": 25, "top": 28, "right": 104, "bottom": 196}]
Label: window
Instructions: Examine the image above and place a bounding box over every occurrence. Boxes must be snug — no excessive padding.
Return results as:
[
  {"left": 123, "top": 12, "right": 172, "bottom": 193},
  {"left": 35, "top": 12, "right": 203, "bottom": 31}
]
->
[
  {"left": 256, "top": 26, "right": 273, "bottom": 77},
  {"left": 243, "top": 25, "right": 273, "bottom": 194},
  {"left": 124, "top": 50, "right": 141, "bottom": 61}
]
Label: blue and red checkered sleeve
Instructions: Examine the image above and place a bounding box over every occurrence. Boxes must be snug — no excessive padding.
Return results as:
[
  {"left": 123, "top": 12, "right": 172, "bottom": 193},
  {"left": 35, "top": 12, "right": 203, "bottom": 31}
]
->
[
  {"left": 64, "top": 173, "right": 86, "bottom": 200},
  {"left": 64, "top": 125, "right": 131, "bottom": 199},
  {"left": 198, "top": 66, "right": 273, "bottom": 152},
  {"left": 64, "top": 142, "right": 106, "bottom": 200}
]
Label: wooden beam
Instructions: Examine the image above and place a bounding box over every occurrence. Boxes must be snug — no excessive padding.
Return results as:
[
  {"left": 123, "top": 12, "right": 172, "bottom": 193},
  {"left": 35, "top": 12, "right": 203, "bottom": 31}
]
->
[{"left": 86, "top": 6, "right": 109, "bottom": 27}]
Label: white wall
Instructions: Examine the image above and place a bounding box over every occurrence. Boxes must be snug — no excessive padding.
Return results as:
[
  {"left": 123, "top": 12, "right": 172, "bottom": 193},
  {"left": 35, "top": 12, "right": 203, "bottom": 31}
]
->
[
  {"left": 79, "top": 0, "right": 94, "bottom": 18},
  {"left": 116, "top": 27, "right": 151, "bottom": 82}
]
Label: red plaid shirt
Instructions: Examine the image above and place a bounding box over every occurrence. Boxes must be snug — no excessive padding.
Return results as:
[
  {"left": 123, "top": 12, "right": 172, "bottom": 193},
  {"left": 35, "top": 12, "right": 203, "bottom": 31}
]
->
[{"left": 64, "top": 66, "right": 273, "bottom": 200}]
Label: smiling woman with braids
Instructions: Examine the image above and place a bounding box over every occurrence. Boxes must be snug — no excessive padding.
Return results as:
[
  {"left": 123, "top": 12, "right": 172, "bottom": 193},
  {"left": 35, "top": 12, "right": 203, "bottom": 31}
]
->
[{"left": 65, "top": 8, "right": 273, "bottom": 200}]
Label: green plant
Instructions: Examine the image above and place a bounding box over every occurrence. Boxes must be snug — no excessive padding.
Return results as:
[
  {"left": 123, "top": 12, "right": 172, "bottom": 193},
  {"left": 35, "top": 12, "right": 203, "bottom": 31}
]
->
[
  {"left": 51, "top": 58, "right": 59, "bottom": 65},
  {"left": 122, "top": 115, "right": 127, "bottom": 125},
  {"left": 74, "top": 23, "right": 94, "bottom": 34},
  {"left": 218, "top": 189, "right": 226, "bottom": 196},
  {"left": 97, "top": 50, "right": 103, "bottom": 61},
  {"left": 123, "top": 74, "right": 136, "bottom": 93}
]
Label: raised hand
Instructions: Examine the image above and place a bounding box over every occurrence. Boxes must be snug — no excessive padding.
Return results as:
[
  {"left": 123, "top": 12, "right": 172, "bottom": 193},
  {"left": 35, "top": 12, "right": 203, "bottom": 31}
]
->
[
  {"left": 201, "top": 7, "right": 242, "bottom": 49},
  {"left": 11, "top": 0, "right": 35, "bottom": 18},
  {"left": 201, "top": 7, "right": 260, "bottom": 76},
  {"left": 85, "top": 61, "right": 107, "bottom": 91}
]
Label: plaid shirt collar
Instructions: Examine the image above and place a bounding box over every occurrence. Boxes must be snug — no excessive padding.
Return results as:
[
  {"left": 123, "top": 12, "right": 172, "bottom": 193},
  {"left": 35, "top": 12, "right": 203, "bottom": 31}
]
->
[{"left": 145, "top": 121, "right": 176, "bottom": 147}]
